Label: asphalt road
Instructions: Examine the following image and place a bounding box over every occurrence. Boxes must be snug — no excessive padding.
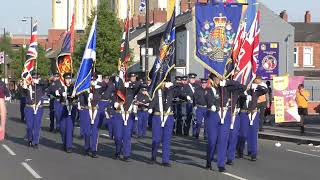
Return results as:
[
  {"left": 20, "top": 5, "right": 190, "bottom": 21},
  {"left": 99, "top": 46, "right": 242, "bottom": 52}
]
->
[{"left": 1, "top": 102, "right": 320, "bottom": 180}]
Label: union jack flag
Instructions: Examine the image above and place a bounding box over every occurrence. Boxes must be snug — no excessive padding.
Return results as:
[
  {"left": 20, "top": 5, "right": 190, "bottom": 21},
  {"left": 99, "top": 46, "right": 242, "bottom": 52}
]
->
[
  {"left": 116, "top": 17, "right": 131, "bottom": 102},
  {"left": 233, "top": 1, "right": 260, "bottom": 85},
  {"left": 22, "top": 22, "right": 38, "bottom": 82}
]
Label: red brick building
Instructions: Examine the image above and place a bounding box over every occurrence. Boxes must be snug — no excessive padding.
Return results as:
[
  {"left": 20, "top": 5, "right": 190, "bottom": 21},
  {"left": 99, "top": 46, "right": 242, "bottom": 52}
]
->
[{"left": 280, "top": 10, "right": 320, "bottom": 80}]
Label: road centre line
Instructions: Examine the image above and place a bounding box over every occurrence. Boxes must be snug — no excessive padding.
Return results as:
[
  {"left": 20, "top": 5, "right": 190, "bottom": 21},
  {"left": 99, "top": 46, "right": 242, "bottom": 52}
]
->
[
  {"left": 2, "top": 144, "right": 16, "bottom": 156},
  {"left": 287, "top": 149, "right": 320, "bottom": 158},
  {"left": 223, "top": 172, "right": 248, "bottom": 180},
  {"left": 21, "top": 162, "right": 42, "bottom": 179}
]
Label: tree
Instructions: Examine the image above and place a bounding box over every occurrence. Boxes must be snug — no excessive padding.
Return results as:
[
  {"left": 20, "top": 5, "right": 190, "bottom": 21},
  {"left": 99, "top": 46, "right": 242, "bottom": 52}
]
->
[
  {"left": 9, "top": 45, "right": 50, "bottom": 80},
  {"left": 73, "top": 0, "right": 122, "bottom": 75}
]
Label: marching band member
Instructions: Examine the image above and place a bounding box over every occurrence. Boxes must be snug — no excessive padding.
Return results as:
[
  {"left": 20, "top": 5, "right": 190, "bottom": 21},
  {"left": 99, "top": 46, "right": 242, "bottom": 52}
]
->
[
  {"left": 58, "top": 73, "right": 77, "bottom": 153},
  {"left": 134, "top": 84, "right": 151, "bottom": 138},
  {"left": 21, "top": 73, "right": 45, "bottom": 148},
  {"left": 149, "top": 80, "right": 175, "bottom": 167},
  {"left": 193, "top": 78, "right": 209, "bottom": 139}
]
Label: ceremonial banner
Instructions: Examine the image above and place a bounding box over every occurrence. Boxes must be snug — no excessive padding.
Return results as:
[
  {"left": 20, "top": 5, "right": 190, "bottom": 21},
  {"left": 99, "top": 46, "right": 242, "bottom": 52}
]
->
[
  {"left": 273, "top": 75, "right": 304, "bottom": 123},
  {"left": 148, "top": 9, "right": 176, "bottom": 99},
  {"left": 195, "top": 3, "right": 242, "bottom": 78},
  {"left": 117, "top": 16, "right": 131, "bottom": 102},
  {"left": 73, "top": 16, "right": 97, "bottom": 95},
  {"left": 257, "top": 42, "right": 279, "bottom": 80},
  {"left": 233, "top": 0, "right": 260, "bottom": 85},
  {"left": 22, "top": 22, "right": 38, "bottom": 82},
  {"left": 57, "top": 14, "right": 75, "bottom": 85}
]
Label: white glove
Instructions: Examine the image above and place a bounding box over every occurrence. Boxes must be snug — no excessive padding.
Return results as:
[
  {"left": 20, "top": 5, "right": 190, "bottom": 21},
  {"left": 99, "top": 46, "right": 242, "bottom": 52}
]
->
[
  {"left": 135, "top": 116, "right": 138, "bottom": 121},
  {"left": 5, "top": 96, "right": 11, "bottom": 101},
  {"left": 133, "top": 105, "right": 138, "bottom": 114},
  {"left": 251, "top": 83, "right": 258, "bottom": 90},
  {"left": 88, "top": 93, "right": 93, "bottom": 100},
  {"left": 114, "top": 102, "right": 120, "bottom": 109},
  {"left": 115, "top": 76, "right": 120, "bottom": 82},
  {"left": 165, "top": 82, "right": 173, "bottom": 88},
  {"left": 62, "top": 92, "right": 67, "bottom": 97},
  {"left": 148, "top": 109, "right": 153, "bottom": 114},
  {"left": 55, "top": 90, "right": 60, "bottom": 96},
  {"left": 124, "top": 82, "right": 130, "bottom": 88},
  {"left": 220, "top": 80, "right": 226, "bottom": 87},
  {"left": 260, "top": 82, "right": 268, "bottom": 88},
  {"left": 77, "top": 102, "right": 81, "bottom": 110},
  {"left": 211, "top": 105, "right": 217, "bottom": 112},
  {"left": 95, "top": 84, "right": 102, "bottom": 89},
  {"left": 247, "top": 95, "right": 252, "bottom": 101},
  {"left": 187, "top": 96, "right": 192, "bottom": 101},
  {"left": 244, "top": 91, "right": 248, "bottom": 96},
  {"left": 236, "top": 108, "right": 240, "bottom": 114}
]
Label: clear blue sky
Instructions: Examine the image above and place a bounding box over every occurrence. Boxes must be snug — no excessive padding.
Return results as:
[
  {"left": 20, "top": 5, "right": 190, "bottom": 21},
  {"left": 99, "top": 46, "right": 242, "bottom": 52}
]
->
[{"left": 0, "top": 0, "right": 319, "bottom": 35}]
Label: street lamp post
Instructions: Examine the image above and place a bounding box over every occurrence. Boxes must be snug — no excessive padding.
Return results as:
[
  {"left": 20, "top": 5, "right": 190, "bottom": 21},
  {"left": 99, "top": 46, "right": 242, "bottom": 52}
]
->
[
  {"left": 22, "top": 17, "right": 33, "bottom": 37},
  {"left": 56, "top": 0, "right": 70, "bottom": 31},
  {"left": 0, "top": 28, "right": 6, "bottom": 82}
]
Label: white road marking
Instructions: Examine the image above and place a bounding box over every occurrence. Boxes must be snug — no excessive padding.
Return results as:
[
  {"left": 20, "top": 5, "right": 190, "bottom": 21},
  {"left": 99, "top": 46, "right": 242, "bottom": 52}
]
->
[
  {"left": 223, "top": 172, "right": 248, "bottom": 180},
  {"left": 287, "top": 149, "right": 320, "bottom": 158},
  {"left": 2, "top": 144, "right": 16, "bottom": 156},
  {"left": 21, "top": 162, "right": 42, "bottom": 179}
]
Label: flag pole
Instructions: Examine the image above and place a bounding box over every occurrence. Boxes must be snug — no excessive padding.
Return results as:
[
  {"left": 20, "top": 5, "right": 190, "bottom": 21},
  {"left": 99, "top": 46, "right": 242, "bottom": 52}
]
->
[{"left": 145, "top": 0, "right": 149, "bottom": 80}]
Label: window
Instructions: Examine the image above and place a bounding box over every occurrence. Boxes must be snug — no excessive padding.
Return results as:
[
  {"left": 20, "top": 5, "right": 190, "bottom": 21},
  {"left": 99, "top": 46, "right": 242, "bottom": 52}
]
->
[
  {"left": 303, "top": 47, "right": 313, "bottom": 67},
  {"left": 294, "top": 47, "right": 299, "bottom": 66}
]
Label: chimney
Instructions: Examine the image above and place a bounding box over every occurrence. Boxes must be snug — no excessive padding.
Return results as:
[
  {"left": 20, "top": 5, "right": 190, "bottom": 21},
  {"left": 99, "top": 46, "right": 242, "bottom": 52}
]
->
[
  {"left": 279, "top": 10, "right": 288, "bottom": 22},
  {"left": 305, "top": 11, "right": 311, "bottom": 23}
]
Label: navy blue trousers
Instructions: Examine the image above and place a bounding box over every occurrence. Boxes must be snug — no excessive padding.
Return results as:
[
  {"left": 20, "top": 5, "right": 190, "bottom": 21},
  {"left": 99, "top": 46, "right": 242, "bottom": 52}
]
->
[
  {"left": 60, "top": 105, "right": 76, "bottom": 149},
  {"left": 151, "top": 115, "right": 174, "bottom": 164},
  {"left": 206, "top": 111, "right": 219, "bottom": 165},
  {"left": 112, "top": 113, "right": 134, "bottom": 158},
  {"left": 25, "top": 106, "right": 44, "bottom": 145},
  {"left": 54, "top": 100, "right": 62, "bottom": 130},
  {"left": 20, "top": 97, "right": 26, "bottom": 122},
  {"left": 227, "top": 114, "right": 240, "bottom": 161},
  {"left": 247, "top": 112, "right": 260, "bottom": 158},
  {"left": 192, "top": 106, "right": 208, "bottom": 137},
  {"left": 137, "top": 110, "right": 149, "bottom": 137},
  {"left": 216, "top": 111, "right": 231, "bottom": 168}
]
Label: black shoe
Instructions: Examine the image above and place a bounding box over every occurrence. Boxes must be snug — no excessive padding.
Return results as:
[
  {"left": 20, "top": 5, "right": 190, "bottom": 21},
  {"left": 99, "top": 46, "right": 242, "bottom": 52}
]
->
[
  {"left": 247, "top": 151, "right": 252, "bottom": 156},
  {"left": 162, "top": 163, "right": 171, "bottom": 167},
  {"left": 113, "top": 153, "right": 120, "bottom": 160},
  {"left": 91, "top": 151, "right": 98, "bottom": 158},
  {"left": 259, "top": 128, "right": 264, "bottom": 132},
  {"left": 28, "top": 141, "right": 33, "bottom": 147},
  {"left": 84, "top": 149, "right": 90, "bottom": 156},
  {"left": 123, "top": 156, "right": 130, "bottom": 162},
  {"left": 33, "top": 144, "right": 39, "bottom": 149},
  {"left": 205, "top": 163, "right": 212, "bottom": 170},
  {"left": 237, "top": 153, "right": 243, "bottom": 159},
  {"left": 251, "top": 156, "right": 257, "bottom": 161},
  {"left": 218, "top": 167, "right": 226, "bottom": 172},
  {"left": 66, "top": 148, "right": 72, "bottom": 153},
  {"left": 204, "top": 137, "right": 207, "bottom": 141},
  {"left": 149, "top": 157, "right": 156, "bottom": 164},
  {"left": 226, "top": 160, "right": 233, "bottom": 165},
  {"left": 49, "top": 128, "right": 54, "bottom": 132}
]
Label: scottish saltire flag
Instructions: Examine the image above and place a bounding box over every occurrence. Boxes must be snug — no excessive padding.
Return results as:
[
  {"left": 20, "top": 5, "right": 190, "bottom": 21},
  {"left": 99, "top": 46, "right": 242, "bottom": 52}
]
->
[
  {"left": 73, "top": 16, "right": 97, "bottom": 95},
  {"left": 22, "top": 22, "right": 38, "bottom": 82},
  {"left": 57, "top": 14, "right": 75, "bottom": 85},
  {"left": 148, "top": 9, "right": 176, "bottom": 99},
  {"left": 233, "top": 0, "right": 260, "bottom": 85},
  {"left": 116, "top": 17, "right": 131, "bottom": 101},
  {"left": 195, "top": 3, "right": 242, "bottom": 78},
  {"left": 139, "top": 0, "right": 146, "bottom": 13}
]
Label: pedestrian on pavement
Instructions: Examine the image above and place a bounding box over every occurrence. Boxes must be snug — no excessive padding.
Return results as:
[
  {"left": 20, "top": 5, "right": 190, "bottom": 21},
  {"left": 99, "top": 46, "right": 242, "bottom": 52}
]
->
[
  {"left": 0, "top": 83, "right": 7, "bottom": 141},
  {"left": 296, "top": 84, "right": 310, "bottom": 134},
  {"left": 255, "top": 76, "right": 268, "bottom": 131}
]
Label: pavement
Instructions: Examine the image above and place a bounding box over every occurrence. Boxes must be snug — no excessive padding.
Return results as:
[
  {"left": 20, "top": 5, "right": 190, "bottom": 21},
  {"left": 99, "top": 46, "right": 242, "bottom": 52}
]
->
[{"left": 1, "top": 102, "right": 320, "bottom": 180}]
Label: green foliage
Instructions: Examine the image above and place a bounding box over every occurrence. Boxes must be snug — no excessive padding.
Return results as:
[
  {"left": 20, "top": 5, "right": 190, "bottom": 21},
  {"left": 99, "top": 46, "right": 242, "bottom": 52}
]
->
[{"left": 73, "top": 0, "right": 122, "bottom": 75}]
